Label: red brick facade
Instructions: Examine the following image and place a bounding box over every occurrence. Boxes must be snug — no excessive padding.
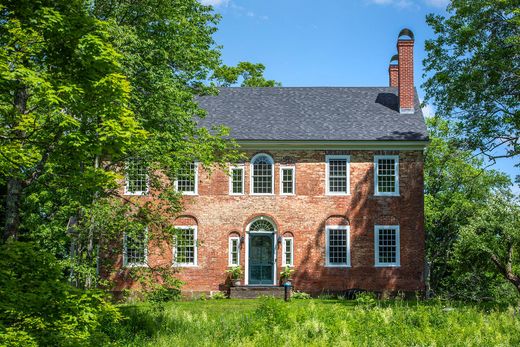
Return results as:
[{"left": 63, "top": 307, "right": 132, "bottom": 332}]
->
[{"left": 112, "top": 149, "right": 425, "bottom": 295}]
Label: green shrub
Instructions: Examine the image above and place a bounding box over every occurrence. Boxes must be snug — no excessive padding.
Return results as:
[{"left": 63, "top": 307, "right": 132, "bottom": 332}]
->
[
  {"left": 291, "top": 291, "right": 311, "bottom": 299},
  {"left": 211, "top": 291, "right": 227, "bottom": 300},
  {"left": 0, "top": 241, "right": 121, "bottom": 346},
  {"left": 355, "top": 291, "right": 377, "bottom": 307}
]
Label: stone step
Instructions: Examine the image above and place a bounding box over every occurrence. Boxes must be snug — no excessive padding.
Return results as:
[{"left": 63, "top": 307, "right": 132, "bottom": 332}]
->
[{"left": 229, "top": 286, "right": 290, "bottom": 299}]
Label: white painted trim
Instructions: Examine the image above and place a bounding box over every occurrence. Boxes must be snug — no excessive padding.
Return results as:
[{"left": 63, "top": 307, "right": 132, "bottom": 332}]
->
[
  {"left": 244, "top": 216, "right": 277, "bottom": 286},
  {"left": 279, "top": 166, "right": 295, "bottom": 195},
  {"left": 374, "top": 155, "right": 400, "bottom": 196},
  {"left": 228, "top": 236, "right": 240, "bottom": 266},
  {"left": 374, "top": 225, "right": 400, "bottom": 267},
  {"left": 237, "top": 140, "right": 428, "bottom": 151},
  {"left": 174, "top": 162, "right": 199, "bottom": 196},
  {"left": 325, "top": 155, "right": 351, "bottom": 196},
  {"left": 325, "top": 225, "right": 351, "bottom": 267},
  {"left": 229, "top": 165, "right": 245, "bottom": 195},
  {"left": 173, "top": 226, "right": 198, "bottom": 267},
  {"left": 123, "top": 227, "right": 148, "bottom": 267},
  {"left": 123, "top": 160, "right": 149, "bottom": 196},
  {"left": 282, "top": 237, "right": 294, "bottom": 267},
  {"left": 250, "top": 153, "right": 275, "bottom": 196}
]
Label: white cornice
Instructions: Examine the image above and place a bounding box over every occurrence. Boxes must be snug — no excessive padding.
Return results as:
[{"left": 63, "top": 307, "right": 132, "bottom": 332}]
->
[{"left": 236, "top": 140, "right": 429, "bottom": 151}]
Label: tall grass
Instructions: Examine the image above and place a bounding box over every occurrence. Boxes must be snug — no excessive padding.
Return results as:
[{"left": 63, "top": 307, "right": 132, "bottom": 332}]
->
[{"left": 106, "top": 298, "right": 520, "bottom": 346}]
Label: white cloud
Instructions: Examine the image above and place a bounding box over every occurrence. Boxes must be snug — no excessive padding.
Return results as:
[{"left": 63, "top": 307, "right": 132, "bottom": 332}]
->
[
  {"left": 199, "top": 0, "right": 229, "bottom": 6},
  {"left": 424, "top": 0, "right": 449, "bottom": 8},
  {"left": 421, "top": 103, "right": 436, "bottom": 118}
]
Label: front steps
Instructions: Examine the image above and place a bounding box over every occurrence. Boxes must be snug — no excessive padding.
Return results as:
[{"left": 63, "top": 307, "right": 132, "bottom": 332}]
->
[{"left": 229, "top": 286, "right": 289, "bottom": 299}]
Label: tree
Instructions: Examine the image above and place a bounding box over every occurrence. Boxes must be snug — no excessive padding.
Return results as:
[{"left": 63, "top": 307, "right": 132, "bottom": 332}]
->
[
  {"left": 423, "top": 0, "right": 520, "bottom": 162},
  {"left": 453, "top": 192, "right": 520, "bottom": 295},
  {"left": 424, "top": 116, "right": 511, "bottom": 298},
  {"left": 0, "top": 0, "right": 144, "bottom": 240},
  {"left": 213, "top": 62, "right": 281, "bottom": 87}
]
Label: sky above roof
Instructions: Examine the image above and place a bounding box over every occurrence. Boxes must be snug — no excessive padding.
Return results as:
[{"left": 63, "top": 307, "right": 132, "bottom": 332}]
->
[{"left": 201, "top": 0, "right": 517, "bottom": 192}]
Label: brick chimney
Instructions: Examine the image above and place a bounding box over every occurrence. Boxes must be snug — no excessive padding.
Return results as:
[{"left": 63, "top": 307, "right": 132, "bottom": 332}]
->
[
  {"left": 388, "top": 54, "right": 399, "bottom": 87},
  {"left": 397, "top": 28, "right": 415, "bottom": 114}
]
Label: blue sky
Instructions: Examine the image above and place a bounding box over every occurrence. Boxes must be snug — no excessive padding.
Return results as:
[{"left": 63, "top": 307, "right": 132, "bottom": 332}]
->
[{"left": 202, "top": 0, "right": 518, "bottom": 192}]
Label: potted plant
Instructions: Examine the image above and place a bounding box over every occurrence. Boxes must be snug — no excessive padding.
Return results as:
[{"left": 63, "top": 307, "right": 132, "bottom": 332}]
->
[
  {"left": 226, "top": 266, "right": 242, "bottom": 286},
  {"left": 280, "top": 266, "right": 294, "bottom": 286}
]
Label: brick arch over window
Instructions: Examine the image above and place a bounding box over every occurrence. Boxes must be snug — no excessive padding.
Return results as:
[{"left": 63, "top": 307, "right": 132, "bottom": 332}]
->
[
  {"left": 282, "top": 231, "right": 294, "bottom": 238},
  {"left": 375, "top": 215, "right": 399, "bottom": 226},
  {"left": 174, "top": 215, "right": 198, "bottom": 227},
  {"left": 324, "top": 215, "right": 350, "bottom": 226},
  {"left": 229, "top": 231, "right": 241, "bottom": 238}
]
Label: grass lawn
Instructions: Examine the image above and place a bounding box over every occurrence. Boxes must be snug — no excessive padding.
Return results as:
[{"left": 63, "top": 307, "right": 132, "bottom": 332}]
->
[{"left": 106, "top": 298, "right": 520, "bottom": 346}]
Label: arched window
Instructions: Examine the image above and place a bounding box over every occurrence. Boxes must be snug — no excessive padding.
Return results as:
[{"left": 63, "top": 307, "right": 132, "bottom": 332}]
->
[
  {"left": 249, "top": 219, "right": 275, "bottom": 232},
  {"left": 250, "top": 154, "right": 274, "bottom": 194}
]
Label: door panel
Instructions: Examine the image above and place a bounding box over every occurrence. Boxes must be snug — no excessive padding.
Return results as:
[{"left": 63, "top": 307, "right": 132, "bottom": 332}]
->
[{"left": 249, "top": 234, "right": 274, "bottom": 285}]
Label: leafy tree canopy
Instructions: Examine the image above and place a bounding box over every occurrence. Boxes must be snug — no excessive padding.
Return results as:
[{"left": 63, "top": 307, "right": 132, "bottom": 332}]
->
[{"left": 423, "top": 0, "right": 520, "bottom": 162}]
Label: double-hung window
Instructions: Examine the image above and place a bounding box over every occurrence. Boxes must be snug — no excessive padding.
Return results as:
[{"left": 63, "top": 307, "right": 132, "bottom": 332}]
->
[
  {"left": 123, "top": 227, "right": 148, "bottom": 267},
  {"left": 251, "top": 154, "right": 274, "bottom": 195},
  {"left": 374, "top": 155, "right": 399, "bottom": 196},
  {"left": 280, "top": 166, "right": 295, "bottom": 195},
  {"left": 125, "top": 159, "right": 148, "bottom": 195},
  {"left": 326, "top": 155, "right": 350, "bottom": 195},
  {"left": 229, "top": 165, "right": 245, "bottom": 195},
  {"left": 282, "top": 237, "right": 294, "bottom": 267},
  {"left": 374, "top": 225, "right": 400, "bottom": 267},
  {"left": 325, "top": 225, "right": 350, "bottom": 267},
  {"left": 228, "top": 236, "right": 240, "bottom": 266},
  {"left": 175, "top": 162, "right": 198, "bottom": 195},
  {"left": 174, "top": 226, "right": 197, "bottom": 266}
]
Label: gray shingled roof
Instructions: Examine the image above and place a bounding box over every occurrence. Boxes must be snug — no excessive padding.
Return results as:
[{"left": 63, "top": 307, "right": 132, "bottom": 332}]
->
[{"left": 196, "top": 87, "right": 428, "bottom": 141}]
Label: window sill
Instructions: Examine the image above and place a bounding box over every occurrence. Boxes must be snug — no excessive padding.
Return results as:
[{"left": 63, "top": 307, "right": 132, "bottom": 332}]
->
[
  {"left": 123, "top": 192, "right": 148, "bottom": 196},
  {"left": 280, "top": 193, "right": 295, "bottom": 196},
  {"left": 374, "top": 264, "right": 400, "bottom": 268},
  {"left": 229, "top": 193, "right": 245, "bottom": 196},
  {"left": 124, "top": 263, "right": 149, "bottom": 268},
  {"left": 374, "top": 193, "right": 400, "bottom": 197},
  {"left": 324, "top": 264, "right": 351, "bottom": 268},
  {"left": 180, "top": 192, "right": 198, "bottom": 196},
  {"left": 325, "top": 193, "right": 351, "bottom": 196},
  {"left": 173, "top": 264, "right": 198, "bottom": 268},
  {"left": 250, "top": 193, "right": 275, "bottom": 196}
]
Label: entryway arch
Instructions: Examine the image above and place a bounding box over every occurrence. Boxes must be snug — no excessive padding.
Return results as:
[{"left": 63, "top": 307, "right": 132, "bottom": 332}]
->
[{"left": 245, "top": 216, "right": 277, "bottom": 286}]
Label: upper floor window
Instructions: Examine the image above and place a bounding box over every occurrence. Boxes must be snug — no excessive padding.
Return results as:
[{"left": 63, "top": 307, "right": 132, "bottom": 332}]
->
[
  {"left": 250, "top": 154, "right": 274, "bottom": 195},
  {"left": 374, "top": 225, "right": 400, "bottom": 267},
  {"left": 325, "top": 225, "right": 350, "bottom": 267},
  {"left": 374, "top": 155, "right": 399, "bottom": 196},
  {"left": 175, "top": 162, "right": 198, "bottom": 195},
  {"left": 229, "top": 165, "right": 244, "bottom": 195},
  {"left": 282, "top": 237, "right": 294, "bottom": 267},
  {"left": 123, "top": 227, "right": 148, "bottom": 267},
  {"left": 280, "top": 166, "right": 295, "bottom": 195},
  {"left": 125, "top": 159, "right": 148, "bottom": 195},
  {"left": 174, "top": 226, "right": 197, "bottom": 266},
  {"left": 228, "top": 236, "right": 240, "bottom": 266},
  {"left": 325, "top": 155, "right": 350, "bottom": 195}
]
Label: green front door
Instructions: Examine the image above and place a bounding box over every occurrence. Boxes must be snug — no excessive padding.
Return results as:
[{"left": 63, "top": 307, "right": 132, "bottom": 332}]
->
[{"left": 249, "top": 234, "right": 274, "bottom": 285}]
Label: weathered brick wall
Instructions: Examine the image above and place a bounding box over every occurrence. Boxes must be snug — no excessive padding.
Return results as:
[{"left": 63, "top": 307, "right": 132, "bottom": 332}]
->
[{"left": 111, "top": 149, "right": 425, "bottom": 295}]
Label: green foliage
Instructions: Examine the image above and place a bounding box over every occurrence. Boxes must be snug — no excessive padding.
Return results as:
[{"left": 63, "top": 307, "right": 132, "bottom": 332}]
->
[
  {"left": 355, "top": 292, "right": 378, "bottom": 308},
  {"left": 225, "top": 266, "right": 243, "bottom": 280},
  {"left": 0, "top": 241, "right": 121, "bottom": 346},
  {"left": 280, "top": 265, "right": 294, "bottom": 281},
  {"left": 107, "top": 299, "right": 520, "bottom": 346},
  {"left": 213, "top": 62, "right": 281, "bottom": 87},
  {"left": 210, "top": 291, "right": 227, "bottom": 300},
  {"left": 291, "top": 291, "right": 311, "bottom": 299},
  {"left": 424, "top": 116, "right": 514, "bottom": 301},
  {"left": 423, "top": 0, "right": 520, "bottom": 160}
]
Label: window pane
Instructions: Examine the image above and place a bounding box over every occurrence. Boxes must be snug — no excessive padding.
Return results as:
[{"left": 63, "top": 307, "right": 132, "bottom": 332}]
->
[
  {"left": 328, "top": 159, "right": 348, "bottom": 193},
  {"left": 125, "top": 230, "right": 147, "bottom": 265},
  {"left": 328, "top": 229, "right": 348, "bottom": 265},
  {"left": 282, "top": 168, "right": 294, "bottom": 194},
  {"left": 284, "top": 238, "right": 293, "bottom": 266},
  {"left": 252, "top": 156, "right": 273, "bottom": 194},
  {"left": 377, "top": 159, "right": 396, "bottom": 193},
  {"left": 230, "top": 238, "right": 239, "bottom": 265},
  {"left": 175, "top": 228, "right": 196, "bottom": 265},
  {"left": 231, "top": 168, "right": 243, "bottom": 194},
  {"left": 177, "top": 162, "right": 196, "bottom": 193},
  {"left": 126, "top": 159, "right": 148, "bottom": 194},
  {"left": 378, "top": 228, "right": 397, "bottom": 264}
]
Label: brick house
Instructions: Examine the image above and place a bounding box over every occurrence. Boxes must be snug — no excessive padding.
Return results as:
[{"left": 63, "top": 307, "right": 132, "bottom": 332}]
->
[{"left": 117, "top": 29, "right": 428, "bottom": 295}]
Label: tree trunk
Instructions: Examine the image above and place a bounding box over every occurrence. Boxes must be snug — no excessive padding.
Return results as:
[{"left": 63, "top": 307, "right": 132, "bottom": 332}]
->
[{"left": 3, "top": 178, "right": 22, "bottom": 241}]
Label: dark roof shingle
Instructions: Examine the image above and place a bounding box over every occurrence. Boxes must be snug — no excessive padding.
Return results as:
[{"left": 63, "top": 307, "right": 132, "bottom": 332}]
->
[{"left": 196, "top": 87, "right": 428, "bottom": 141}]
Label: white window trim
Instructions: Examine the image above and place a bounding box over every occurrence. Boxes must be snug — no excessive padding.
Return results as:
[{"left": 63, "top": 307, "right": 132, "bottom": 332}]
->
[
  {"left": 124, "top": 160, "right": 149, "bottom": 196},
  {"left": 279, "top": 166, "right": 295, "bottom": 196},
  {"left": 374, "top": 155, "right": 400, "bottom": 196},
  {"left": 229, "top": 165, "right": 245, "bottom": 195},
  {"left": 282, "top": 237, "right": 294, "bottom": 267},
  {"left": 228, "top": 236, "right": 240, "bottom": 266},
  {"left": 174, "top": 162, "right": 199, "bottom": 196},
  {"left": 173, "top": 226, "right": 198, "bottom": 267},
  {"left": 123, "top": 227, "right": 148, "bottom": 267},
  {"left": 325, "top": 155, "right": 351, "bottom": 196},
  {"left": 374, "top": 225, "right": 400, "bottom": 267},
  {"left": 325, "top": 225, "right": 351, "bottom": 267},
  {"left": 250, "top": 153, "right": 275, "bottom": 196}
]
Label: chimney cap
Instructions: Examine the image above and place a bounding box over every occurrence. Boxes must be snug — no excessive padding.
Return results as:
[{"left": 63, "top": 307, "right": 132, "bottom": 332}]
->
[
  {"left": 390, "top": 54, "right": 399, "bottom": 64},
  {"left": 398, "top": 28, "right": 414, "bottom": 41}
]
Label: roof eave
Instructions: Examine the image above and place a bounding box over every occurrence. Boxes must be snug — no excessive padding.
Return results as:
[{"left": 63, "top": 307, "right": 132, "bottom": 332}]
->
[{"left": 236, "top": 139, "right": 429, "bottom": 151}]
